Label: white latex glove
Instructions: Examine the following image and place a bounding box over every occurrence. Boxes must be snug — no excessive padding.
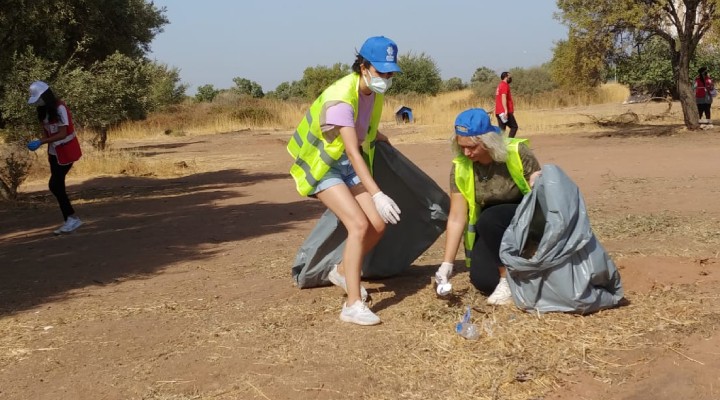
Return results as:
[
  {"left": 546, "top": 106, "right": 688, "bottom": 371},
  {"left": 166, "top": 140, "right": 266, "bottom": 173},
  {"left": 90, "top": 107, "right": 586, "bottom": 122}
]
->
[
  {"left": 435, "top": 261, "right": 454, "bottom": 296},
  {"left": 499, "top": 112, "right": 508, "bottom": 123},
  {"left": 372, "top": 191, "right": 401, "bottom": 224}
]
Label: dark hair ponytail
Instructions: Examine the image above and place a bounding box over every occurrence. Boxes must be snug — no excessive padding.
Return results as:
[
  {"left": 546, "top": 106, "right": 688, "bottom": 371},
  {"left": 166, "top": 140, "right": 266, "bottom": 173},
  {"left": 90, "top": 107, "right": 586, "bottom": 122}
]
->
[
  {"left": 352, "top": 55, "right": 372, "bottom": 74},
  {"left": 36, "top": 88, "right": 59, "bottom": 123}
]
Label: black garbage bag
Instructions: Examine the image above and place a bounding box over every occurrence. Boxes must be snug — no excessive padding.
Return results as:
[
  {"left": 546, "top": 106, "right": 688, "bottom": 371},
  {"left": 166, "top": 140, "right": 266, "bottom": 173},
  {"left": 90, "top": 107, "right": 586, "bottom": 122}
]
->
[{"left": 291, "top": 141, "right": 450, "bottom": 288}]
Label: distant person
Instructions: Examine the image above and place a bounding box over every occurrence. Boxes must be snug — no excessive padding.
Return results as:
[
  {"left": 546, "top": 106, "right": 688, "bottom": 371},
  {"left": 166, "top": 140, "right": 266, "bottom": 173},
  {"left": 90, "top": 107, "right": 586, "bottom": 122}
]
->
[
  {"left": 694, "top": 67, "right": 714, "bottom": 121},
  {"left": 26, "top": 81, "right": 83, "bottom": 235},
  {"left": 287, "top": 36, "right": 402, "bottom": 326},
  {"left": 434, "top": 108, "right": 541, "bottom": 305},
  {"left": 495, "top": 71, "right": 519, "bottom": 138}
]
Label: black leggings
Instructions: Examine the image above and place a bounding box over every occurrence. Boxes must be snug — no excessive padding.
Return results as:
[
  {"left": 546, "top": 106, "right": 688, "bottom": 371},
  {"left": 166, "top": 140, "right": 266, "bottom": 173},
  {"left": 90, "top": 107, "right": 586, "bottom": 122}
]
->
[
  {"left": 698, "top": 103, "right": 711, "bottom": 119},
  {"left": 48, "top": 155, "right": 75, "bottom": 220},
  {"left": 468, "top": 203, "right": 518, "bottom": 295}
]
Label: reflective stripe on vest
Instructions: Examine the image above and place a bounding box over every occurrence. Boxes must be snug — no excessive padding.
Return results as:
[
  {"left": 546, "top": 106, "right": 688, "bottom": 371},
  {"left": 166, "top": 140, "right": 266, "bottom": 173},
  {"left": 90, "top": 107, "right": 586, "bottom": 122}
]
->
[
  {"left": 287, "top": 73, "right": 384, "bottom": 196},
  {"left": 453, "top": 138, "right": 530, "bottom": 267}
]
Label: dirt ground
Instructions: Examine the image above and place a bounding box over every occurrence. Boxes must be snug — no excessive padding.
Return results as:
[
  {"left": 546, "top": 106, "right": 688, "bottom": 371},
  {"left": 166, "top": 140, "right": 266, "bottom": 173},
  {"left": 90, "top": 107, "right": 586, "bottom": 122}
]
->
[{"left": 1, "top": 111, "right": 720, "bottom": 399}]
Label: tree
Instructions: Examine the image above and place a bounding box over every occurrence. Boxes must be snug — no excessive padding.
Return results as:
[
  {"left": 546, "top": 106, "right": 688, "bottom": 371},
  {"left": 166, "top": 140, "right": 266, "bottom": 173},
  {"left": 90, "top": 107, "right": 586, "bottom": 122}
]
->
[
  {"left": 267, "top": 81, "right": 306, "bottom": 100},
  {"left": 0, "top": 0, "right": 168, "bottom": 127},
  {"left": 509, "top": 65, "right": 557, "bottom": 96},
  {"left": 615, "top": 35, "right": 675, "bottom": 96},
  {"left": 195, "top": 85, "right": 220, "bottom": 103},
  {"left": 442, "top": 77, "right": 467, "bottom": 92},
  {"left": 300, "top": 63, "right": 350, "bottom": 99},
  {"left": 470, "top": 66, "right": 497, "bottom": 86},
  {"left": 232, "top": 77, "right": 264, "bottom": 98},
  {"left": 145, "top": 62, "right": 188, "bottom": 111},
  {"left": 391, "top": 53, "right": 442, "bottom": 95},
  {"left": 555, "top": 0, "right": 720, "bottom": 129},
  {"left": 60, "top": 52, "right": 152, "bottom": 150},
  {"left": 550, "top": 35, "right": 607, "bottom": 91}
]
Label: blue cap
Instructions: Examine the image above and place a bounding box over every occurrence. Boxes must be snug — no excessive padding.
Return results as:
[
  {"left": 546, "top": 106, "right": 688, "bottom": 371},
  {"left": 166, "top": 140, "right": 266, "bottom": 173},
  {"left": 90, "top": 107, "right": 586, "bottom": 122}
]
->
[
  {"left": 454, "top": 108, "right": 501, "bottom": 136},
  {"left": 359, "top": 36, "right": 401, "bottom": 73}
]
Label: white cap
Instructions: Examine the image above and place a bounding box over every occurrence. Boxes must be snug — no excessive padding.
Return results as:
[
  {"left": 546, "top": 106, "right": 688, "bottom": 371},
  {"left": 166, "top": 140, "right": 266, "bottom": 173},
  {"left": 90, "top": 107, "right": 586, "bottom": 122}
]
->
[{"left": 28, "top": 81, "right": 49, "bottom": 104}]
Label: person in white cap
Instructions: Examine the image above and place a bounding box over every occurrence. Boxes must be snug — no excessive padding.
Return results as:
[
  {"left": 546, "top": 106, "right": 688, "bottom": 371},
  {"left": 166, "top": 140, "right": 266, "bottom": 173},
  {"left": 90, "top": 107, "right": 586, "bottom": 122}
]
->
[
  {"left": 26, "top": 81, "right": 84, "bottom": 235},
  {"left": 435, "top": 108, "right": 541, "bottom": 305},
  {"left": 287, "top": 36, "right": 402, "bottom": 326}
]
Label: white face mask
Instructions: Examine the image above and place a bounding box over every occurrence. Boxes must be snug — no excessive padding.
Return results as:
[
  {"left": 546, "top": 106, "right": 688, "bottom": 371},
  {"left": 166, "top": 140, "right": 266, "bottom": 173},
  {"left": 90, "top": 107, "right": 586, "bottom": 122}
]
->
[{"left": 363, "top": 69, "right": 392, "bottom": 94}]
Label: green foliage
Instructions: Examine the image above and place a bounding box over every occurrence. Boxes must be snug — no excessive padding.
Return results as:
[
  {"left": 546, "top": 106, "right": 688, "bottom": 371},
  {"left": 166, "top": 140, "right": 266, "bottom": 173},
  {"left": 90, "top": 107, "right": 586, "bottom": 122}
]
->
[
  {"left": 0, "top": 143, "right": 34, "bottom": 200},
  {"left": 391, "top": 53, "right": 442, "bottom": 95},
  {"left": 470, "top": 67, "right": 497, "bottom": 86},
  {"left": 0, "top": 0, "right": 168, "bottom": 127},
  {"left": 195, "top": 85, "right": 220, "bottom": 103},
  {"left": 0, "top": 49, "right": 56, "bottom": 136},
  {"left": 472, "top": 65, "right": 557, "bottom": 99},
  {"left": 441, "top": 77, "right": 467, "bottom": 92},
  {"left": 555, "top": 0, "right": 720, "bottom": 127},
  {"left": 550, "top": 35, "right": 608, "bottom": 91},
  {"left": 509, "top": 65, "right": 557, "bottom": 96},
  {"left": 301, "top": 63, "right": 350, "bottom": 99},
  {"left": 266, "top": 81, "right": 306, "bottom": 101},
  {"left": 616, "top": 35, "right": 674, "bottom": 96},
  {"left": 232, "top": 77, "right": 264, "bottom": 98},
  {"left": 59, "top": 52, "right": 151, "bottom": 131},
  {"left": 145, "top": 62, "right": 188, "bottom": 111}
]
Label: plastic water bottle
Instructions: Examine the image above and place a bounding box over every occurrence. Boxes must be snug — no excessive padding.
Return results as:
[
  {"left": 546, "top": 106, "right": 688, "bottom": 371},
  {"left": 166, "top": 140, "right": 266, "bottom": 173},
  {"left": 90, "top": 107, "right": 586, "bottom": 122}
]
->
[{"left": 455, "top": 306, "right": 480, "bottom": 340}]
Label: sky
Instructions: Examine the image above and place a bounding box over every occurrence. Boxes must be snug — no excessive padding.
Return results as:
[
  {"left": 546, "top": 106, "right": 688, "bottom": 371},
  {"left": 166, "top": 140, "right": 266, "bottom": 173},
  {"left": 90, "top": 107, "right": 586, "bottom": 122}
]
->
[{"left": 148, "top": 1, "right": 568, "bottom": 94}]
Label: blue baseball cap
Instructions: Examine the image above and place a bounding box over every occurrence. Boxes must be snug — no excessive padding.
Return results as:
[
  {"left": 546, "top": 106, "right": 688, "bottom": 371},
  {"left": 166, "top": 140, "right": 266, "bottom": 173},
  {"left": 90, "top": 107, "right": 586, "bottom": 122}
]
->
[
  {"left": 454, "top": 108, "right": 501, "bottom": 136},
  {"left": 359, "top": 36, "right": 401, "bottom": 73}
]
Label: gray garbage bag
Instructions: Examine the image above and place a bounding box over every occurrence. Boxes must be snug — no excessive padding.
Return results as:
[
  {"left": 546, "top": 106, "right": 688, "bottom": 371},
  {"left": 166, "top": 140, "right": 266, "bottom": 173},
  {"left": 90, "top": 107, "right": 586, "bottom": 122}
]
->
[
  {"left": 291, "top": 141, "right": 450, "bottom": 288},
  {"left": 499, "top": 164, "right": 624, "bottom": 314}
]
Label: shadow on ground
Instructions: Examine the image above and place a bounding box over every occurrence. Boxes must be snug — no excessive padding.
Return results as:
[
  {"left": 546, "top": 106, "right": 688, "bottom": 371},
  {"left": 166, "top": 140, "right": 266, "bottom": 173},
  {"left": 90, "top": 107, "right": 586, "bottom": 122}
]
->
[
  {"left": 586, "top": 123, "right": 688, "bottom": 138},
  {"left": 0, "top": 168, "right": 322, "bottom": 317}
]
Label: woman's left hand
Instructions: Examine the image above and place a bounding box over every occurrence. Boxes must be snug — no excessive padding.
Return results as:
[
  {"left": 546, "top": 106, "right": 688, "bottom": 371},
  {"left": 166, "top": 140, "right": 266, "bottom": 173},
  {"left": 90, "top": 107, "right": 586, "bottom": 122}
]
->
[
  {"left": 529, "top": 170, "right": 542, "bottom": 188},
  {"left": 376, "top": 132, "right": 390, "bottom": 144}
]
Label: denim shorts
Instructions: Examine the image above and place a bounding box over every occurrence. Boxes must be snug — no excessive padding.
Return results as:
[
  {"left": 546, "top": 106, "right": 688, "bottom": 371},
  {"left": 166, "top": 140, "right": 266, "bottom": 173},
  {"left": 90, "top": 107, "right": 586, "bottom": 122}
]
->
[{"left": 311, "top": 153, "right": 361, "bottom": 195}]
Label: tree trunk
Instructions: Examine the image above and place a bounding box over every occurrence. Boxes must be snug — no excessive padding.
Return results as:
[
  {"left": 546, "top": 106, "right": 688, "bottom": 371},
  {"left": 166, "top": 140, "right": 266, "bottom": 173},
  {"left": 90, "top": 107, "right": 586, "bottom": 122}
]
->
[
  {"left": 674, "top": 38, "right": 700, "bottom": 130},
  {"left": 0, "top": 179, "right": 12, "bottom": 200},
  {"left": 93, "top": 126, "right": 108, "bottom": 150}
]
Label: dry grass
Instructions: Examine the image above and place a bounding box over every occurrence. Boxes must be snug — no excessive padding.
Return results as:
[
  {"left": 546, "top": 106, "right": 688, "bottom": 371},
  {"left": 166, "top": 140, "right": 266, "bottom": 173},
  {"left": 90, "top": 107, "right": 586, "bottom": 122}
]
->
[
  {"left": 24, "top": 139, "right": 197, "bottom": 184},
  {"left": 4, "top": 261, "right": 715, "bottom": 400},
  {"left": 109, "top": 83, "right": 633, "bottom": 142}
]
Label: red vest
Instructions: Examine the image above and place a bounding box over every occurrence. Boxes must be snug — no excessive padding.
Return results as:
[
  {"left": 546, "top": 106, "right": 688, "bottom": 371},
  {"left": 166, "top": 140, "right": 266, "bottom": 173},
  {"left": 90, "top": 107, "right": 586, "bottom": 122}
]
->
[{"left": 44, "top": 101, "right": 82, "bottom": 165}]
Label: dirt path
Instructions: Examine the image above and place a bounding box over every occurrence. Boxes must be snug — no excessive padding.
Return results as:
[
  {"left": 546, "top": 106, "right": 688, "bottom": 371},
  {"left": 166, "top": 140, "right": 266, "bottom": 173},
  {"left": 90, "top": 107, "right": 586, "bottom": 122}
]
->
[{"left": 1, "top": 126, "right": 719, "bottom": 399}]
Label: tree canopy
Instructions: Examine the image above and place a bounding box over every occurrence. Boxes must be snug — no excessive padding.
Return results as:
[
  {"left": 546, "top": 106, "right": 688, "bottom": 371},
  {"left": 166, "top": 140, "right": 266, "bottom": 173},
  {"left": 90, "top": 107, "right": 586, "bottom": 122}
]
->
[
  {"left": 554, "top": 0, "right": 720, "bottom": 129},
  {"left": 0, "top": 0, "right": 172, "bottom": 134}
]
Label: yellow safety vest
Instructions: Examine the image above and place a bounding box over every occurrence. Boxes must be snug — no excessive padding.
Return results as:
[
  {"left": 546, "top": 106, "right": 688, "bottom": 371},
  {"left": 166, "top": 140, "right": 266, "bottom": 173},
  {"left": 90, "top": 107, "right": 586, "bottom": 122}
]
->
[
  {"left": 287, "top": 73, "right": 384, "bottom": 196},
  {"left": 453, "top": 138, "right": 531, "bottom": 267}
]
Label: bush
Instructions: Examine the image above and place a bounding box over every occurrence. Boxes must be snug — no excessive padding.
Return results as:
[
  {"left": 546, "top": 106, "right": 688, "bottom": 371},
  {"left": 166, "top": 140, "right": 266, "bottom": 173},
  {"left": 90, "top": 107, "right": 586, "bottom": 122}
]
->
[
  {"left": 232, "top": 107, "right": 276, "bottom": 125},
  {"left": 0, "top": 142, "right": 34, "bottom": 200}
]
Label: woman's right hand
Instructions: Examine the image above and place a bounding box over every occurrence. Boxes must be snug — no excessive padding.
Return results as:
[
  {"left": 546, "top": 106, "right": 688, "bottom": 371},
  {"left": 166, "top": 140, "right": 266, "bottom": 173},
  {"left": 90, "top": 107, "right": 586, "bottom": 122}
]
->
[
  {"left": 27, "top": 139, "right": 42, "bottom": 151},
  {"left": 372, "top": 191, "right": 401, "bottom": 224}
]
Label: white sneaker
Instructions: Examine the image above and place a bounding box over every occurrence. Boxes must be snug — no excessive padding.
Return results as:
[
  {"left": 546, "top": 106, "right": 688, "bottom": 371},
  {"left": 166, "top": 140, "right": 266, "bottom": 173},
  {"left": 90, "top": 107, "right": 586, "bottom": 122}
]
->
[
  {"left": 434, "top": 262, "right": 453, "bottom": 296},
  {"left": 340, "top": 300, "right": 380, "bottom": 326},
  {"left": 328, "top": 264, "right": 368, "bottom": 302},
  {"left": 486, "top": 277, "right": 513, "bottom": 305},
  {"left": 54, "top": 216, "right": 83, "bottom": 235}
]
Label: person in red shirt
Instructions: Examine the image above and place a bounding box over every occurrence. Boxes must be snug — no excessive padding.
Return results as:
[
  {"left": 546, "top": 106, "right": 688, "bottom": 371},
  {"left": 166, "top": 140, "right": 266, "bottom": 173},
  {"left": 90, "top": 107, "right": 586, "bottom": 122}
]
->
[
  {"left": 495, "top": 72, "right": 519, "bottom": 138},
  {"left": 694, "top": 67, "right": 714, "bottom": 122}
]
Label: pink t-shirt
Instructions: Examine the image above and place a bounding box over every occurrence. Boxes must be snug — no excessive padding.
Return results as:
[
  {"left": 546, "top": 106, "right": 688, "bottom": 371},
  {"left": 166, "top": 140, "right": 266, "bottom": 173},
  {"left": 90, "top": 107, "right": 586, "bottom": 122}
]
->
[{"left": 322, "top": 91, "right": 375, "bottom": 142}]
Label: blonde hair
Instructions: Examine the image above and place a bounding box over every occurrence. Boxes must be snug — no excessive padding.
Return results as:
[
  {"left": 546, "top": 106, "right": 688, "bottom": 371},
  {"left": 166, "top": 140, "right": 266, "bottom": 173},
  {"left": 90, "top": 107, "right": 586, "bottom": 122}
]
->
[{"left": 451, "top": 132, "right": 508, "bottom": 162}]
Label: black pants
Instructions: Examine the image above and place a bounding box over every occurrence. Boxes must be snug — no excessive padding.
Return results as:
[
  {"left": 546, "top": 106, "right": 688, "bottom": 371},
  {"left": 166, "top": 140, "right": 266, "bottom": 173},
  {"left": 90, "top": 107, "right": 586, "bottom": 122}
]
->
[
  {"left": 48, "top": 155, "right": 75, "bottom": 220},
  {"left": 697, "top": 103, "right": 711, "bottom": 119},
  {"left": 469, "top": 203, "right": 518, "bottom": 295},
  {"left": 496, "top": 113, "right": 519, "bottom": 138}
]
